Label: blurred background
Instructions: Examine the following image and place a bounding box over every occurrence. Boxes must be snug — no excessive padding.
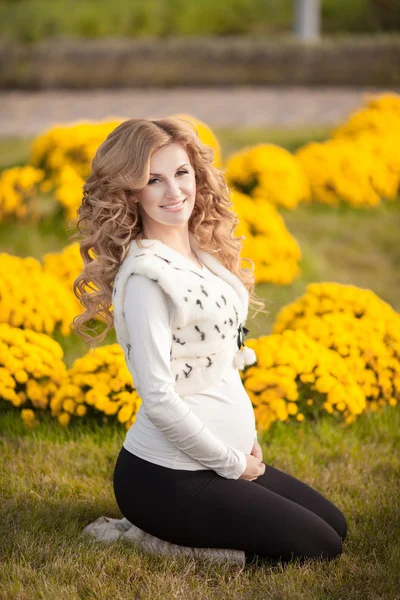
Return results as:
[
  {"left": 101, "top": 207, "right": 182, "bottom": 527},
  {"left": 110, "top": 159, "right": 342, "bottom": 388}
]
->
[{"left": 1, "top": 0, "right": 400, "bottom": 41}]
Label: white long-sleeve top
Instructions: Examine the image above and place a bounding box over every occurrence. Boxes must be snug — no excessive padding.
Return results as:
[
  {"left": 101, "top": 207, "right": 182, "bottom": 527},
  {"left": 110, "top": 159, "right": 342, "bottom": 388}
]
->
[{"left": 122, "top": 262, "right": 258, "bottom": 480}]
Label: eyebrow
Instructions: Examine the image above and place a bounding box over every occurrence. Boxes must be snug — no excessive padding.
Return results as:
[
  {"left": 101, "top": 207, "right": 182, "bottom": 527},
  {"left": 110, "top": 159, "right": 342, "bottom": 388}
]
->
[{"left": 149, "top": 163, "right": 189, "bottom": 177}]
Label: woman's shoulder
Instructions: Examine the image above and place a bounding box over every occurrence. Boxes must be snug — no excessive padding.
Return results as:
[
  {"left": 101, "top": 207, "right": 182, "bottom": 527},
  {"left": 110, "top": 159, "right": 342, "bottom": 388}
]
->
[{"left": 125, "top": 273, "right": 175, "bottom": 323}]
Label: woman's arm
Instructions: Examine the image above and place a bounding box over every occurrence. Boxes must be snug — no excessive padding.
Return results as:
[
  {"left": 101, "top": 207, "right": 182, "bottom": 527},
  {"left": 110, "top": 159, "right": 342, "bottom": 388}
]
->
[{"left": 123, "top": 274, "right": 247, "bottom": 480}]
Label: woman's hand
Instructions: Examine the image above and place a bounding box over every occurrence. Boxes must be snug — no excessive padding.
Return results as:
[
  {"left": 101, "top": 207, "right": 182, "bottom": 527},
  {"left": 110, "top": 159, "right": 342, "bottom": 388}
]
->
[
  {"left": 239, "top": 454, "right": 265, "bottom": 481},
  {"left": 251, "top": 438, "right": 263, "bottom": 463},
  {"left": 239, "top": 438, "right": 265, "bottom": 481}
]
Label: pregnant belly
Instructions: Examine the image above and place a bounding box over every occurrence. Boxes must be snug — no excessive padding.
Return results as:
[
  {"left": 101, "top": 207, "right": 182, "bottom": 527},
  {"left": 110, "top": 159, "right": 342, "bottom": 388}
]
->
[{"left": 184, "top": 373, "right": 256, "bottom": 454}]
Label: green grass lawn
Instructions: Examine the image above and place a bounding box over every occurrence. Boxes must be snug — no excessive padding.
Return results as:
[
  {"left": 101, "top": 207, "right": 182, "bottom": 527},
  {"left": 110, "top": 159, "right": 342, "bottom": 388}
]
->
[
  {"left": 0, "top": 404, "right": 398, "bottom": 598},
  {"left": 0, "top": 128, "right": 399, "bottom": 596}
]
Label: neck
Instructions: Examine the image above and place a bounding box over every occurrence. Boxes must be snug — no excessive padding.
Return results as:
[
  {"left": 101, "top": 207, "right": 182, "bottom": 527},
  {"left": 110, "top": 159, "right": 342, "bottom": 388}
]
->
[{"left": 141, "top": 231, "right": 203, "bottom": 269}]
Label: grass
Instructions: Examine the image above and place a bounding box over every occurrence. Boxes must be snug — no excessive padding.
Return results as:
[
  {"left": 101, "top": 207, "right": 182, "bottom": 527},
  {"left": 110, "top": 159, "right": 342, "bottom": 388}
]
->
[
  {"left": 0, "top": 404, "right": 399, "bottom": 598},
  {"left": 214, "top": 124, "right": 332, "bottom": 156},
  {"left": 253, "top": 200, "right": 400, "bottom": 336}
]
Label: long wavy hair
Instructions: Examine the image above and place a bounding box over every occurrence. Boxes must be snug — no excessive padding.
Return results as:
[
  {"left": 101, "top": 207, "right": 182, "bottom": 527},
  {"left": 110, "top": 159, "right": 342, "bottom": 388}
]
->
[{"left": 70, "top": 116, "right": 268, "bottom": 348}]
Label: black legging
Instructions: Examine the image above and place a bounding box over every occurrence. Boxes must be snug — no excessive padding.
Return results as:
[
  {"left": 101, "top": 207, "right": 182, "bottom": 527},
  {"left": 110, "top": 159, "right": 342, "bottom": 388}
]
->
[{"left": 113, "top": 446, "right": 348, "bottom": 565}]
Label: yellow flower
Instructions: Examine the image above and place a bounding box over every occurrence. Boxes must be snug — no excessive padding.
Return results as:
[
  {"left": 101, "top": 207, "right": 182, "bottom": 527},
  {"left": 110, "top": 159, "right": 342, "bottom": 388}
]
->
[
  {"left": 21, "top": 408, "right": 35, "bottom": 422},
  {"left": 273, "top": 282, "right": 399, "bottom": 410},
  {"left": 62, "top": 399, "right": 76, "bottom": 414},
  {"left": 229, "top": 190, "right": 301, "bottom": 285},
  {"left": 76, "top": 405, "right": 87, "bottom": 417},
  {"left": 50, "top": 343, "right": 141, "bottom": 428},
  {"left": 58, "top": 412, "right": 70, "bottom": 426},
  {"left": 14, "top": 369, "right": 29, "bottom": 384},
  {"left": 225, "top": 143, "right": 310, "bottom": 209},
  {"left": 0, "top": 323, "right": 66, "bottom": 416},
  {"left": 118, "top": 404, "right": 134, "bottom": 423}
]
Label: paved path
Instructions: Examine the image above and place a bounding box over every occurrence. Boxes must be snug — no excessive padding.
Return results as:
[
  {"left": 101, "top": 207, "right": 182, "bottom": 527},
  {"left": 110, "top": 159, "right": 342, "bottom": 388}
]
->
[{"left": 0, "top": 86, "right": 397, "bottom": 136}]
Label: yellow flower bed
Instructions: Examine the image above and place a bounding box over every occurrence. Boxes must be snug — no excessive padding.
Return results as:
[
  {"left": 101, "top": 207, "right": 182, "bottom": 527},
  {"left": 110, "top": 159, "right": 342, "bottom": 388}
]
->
[
  {"left": 296, "top": 137, "right": 398, "bottom": 207},
  {"left": 231, "top": 190, "right": 302, "bottom": 285},
  {"left": 333, "top": 92, "right": 400, "bottom": 157},
  {"left": 333, "top": 93, "right": 400, "bottom": 199},
  {"left": 296, "top": 92, "right": 400, "bottom": 207},
  {"left": 54, "top": 164, "right": 85, "bottom": 222},
  {"left": 30, "top": 119, "right": 125, "bottom": 181},
  {"left": 242, "top": 329, "right": 366, "bottom": 432},
  {"left": 0, "top": 323, "right": 67, "bottom": 428},
  {"left": 366, "top": 93, "right": 400, "bottom": 115},
  {"left": 29, "top": 119, "right": 125, "bottom": 222},
  {"left": 42, "top": 242, "right": 82, "bottom": 289},
  {"left": 273, "top": 282, "right": 400, "bottom": 409},
  {"left": 0, "top": 165, "right": 46, "bottom": 221},
  {"left": 0, "top": 253, "right": 78, "bottom": 336},
  {"left": 42, "top": 242, "right": 90, "bottom": 316},
  {"left": 225, "top": 143, "right": 310, "bottom": 209},
  {"left": 50, "top": 343, "right": 142, "bottom": 429}
]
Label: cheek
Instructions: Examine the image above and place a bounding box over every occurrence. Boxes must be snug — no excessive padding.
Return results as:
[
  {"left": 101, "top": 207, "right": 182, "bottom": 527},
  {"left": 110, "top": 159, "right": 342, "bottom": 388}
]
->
[
  {"left": 186, "top": 175, "right": 197, "bottom": 196},
  {"left": 139, "top": 187, "right": 162, "bottom": 206}
]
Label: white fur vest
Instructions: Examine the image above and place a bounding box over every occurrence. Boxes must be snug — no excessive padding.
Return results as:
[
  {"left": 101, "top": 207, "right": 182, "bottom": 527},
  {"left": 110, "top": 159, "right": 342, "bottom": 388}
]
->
[{"left": 112, "top": 231, "right": 257, "bottom": 397}]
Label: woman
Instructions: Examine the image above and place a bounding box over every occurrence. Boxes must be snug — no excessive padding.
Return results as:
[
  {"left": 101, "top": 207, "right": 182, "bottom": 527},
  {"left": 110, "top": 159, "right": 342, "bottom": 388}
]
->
[{"left": 73, "top": 116, "right": 347, "bottom": 566}]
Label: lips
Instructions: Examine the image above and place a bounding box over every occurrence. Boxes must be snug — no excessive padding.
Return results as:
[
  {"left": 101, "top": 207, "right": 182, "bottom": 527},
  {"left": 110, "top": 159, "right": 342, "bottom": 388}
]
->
[{"left": 160, "top": 198, "right": 187, "bottom": 208}]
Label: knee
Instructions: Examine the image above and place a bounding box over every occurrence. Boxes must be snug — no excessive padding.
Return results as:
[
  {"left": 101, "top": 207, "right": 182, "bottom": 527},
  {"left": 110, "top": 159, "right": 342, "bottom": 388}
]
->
[
  {"left": 322, "top": 530, "right": 343, "bottom": 561},
  {"left": 338, "top": 511, "right": 348, "bottom": 541},
  {"left": 332, "top": 507, "right": 348, "bottom": 542},
  {"left": 307, "top": 522, "right": 343, "bottom": 562},
  {"left": 288, "top": 525, "right": 344, "bottom": 564}
]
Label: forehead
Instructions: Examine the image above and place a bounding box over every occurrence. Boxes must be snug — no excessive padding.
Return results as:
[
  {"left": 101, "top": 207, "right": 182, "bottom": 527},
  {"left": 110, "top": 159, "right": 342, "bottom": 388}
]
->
[{"left": 149, "top": 143, "right": 189, "bottom": 170}]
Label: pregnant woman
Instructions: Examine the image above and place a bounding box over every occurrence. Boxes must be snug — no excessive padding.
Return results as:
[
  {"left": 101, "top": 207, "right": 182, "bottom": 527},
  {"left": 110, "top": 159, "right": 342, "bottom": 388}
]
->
[{"left": 74, "top": 116, "right": 347, "bottom": 566}]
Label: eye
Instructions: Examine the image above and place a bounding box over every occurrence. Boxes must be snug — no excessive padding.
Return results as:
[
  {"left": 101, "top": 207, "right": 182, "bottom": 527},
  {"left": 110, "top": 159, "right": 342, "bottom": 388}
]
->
[{"left": 148, "top": 169, "right": 188, "bottom": 185}]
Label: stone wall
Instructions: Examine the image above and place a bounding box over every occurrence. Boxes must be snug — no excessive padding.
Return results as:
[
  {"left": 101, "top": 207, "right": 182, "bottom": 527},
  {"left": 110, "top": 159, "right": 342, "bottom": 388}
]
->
[{"left": 1, "top": 36, "right": 399, "bottom": 88}]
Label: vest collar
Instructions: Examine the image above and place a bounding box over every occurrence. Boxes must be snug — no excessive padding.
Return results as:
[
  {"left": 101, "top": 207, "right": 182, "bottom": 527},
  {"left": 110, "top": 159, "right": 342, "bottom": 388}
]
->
[{"left": 127, "top": 231, "right": 249, "bottom": 322}]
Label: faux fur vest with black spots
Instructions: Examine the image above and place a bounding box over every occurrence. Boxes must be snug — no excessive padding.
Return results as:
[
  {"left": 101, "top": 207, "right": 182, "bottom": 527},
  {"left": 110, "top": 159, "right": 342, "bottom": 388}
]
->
[{"left": 112, "top": 231, "right": 257, "bottom": 397}]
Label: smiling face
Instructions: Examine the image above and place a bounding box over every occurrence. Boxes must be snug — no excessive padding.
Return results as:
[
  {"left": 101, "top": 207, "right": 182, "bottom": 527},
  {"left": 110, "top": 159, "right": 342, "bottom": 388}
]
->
[{"left": 136, "top": 142, "right": 197, "bottom": 237}]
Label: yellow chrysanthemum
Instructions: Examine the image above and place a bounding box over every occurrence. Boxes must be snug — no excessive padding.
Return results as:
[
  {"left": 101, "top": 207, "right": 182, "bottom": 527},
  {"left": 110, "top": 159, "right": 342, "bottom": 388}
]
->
[
  {"left": 51, "top": 343, "right": 141, "bottom": 430},
  {"left": 0, "top": 253, "right": 78, "bottom": 337},
  {"left": 0, "top": 323, "right": 67, "bottom": 427},
  {"left": 241, "top": 329, "right": 366, "bottom": 432},
  {"left": 230, "top": 189, "right": 302, "bottom": 285},
  {"left": 225, "top": 143, "right": 310, "bottom": 210},
  {"left": 0, "top": 165, "right": 45, "bottom": 221},
  {"left": 273, "top": 282, "right": 400, "bottom": 409}
]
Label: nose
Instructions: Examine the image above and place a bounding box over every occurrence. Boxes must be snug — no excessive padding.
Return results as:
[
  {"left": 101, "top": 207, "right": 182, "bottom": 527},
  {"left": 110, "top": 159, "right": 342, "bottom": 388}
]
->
[{"left": 164, "top": 177, "right": 182, "bottom": 200}]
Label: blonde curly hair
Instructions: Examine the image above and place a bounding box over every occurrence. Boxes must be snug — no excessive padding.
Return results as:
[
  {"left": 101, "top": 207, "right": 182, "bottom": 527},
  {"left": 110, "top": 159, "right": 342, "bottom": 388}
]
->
[{"left": 70, "top": 116, "right": 267, "bottom": 348}]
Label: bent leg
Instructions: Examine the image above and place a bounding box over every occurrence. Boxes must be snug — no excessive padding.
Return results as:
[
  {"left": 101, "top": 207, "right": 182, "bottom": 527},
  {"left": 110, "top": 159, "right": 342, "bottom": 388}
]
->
[
  {"left": 113, "top": 448, "right": 343, "bottom": 564},
  {"left": 254, "top": 463, "right": 348, "bottom": 542},
  {"left": 141, "top": 474, "right": 343, "bottom": 564}
]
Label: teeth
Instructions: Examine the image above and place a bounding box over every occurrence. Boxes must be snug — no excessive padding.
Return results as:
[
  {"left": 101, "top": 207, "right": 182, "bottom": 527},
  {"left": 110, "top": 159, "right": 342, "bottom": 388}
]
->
[{"left": 161, "top": 199, "right": 185, "bottom": 209}]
